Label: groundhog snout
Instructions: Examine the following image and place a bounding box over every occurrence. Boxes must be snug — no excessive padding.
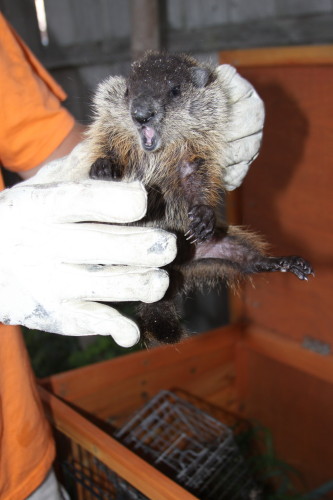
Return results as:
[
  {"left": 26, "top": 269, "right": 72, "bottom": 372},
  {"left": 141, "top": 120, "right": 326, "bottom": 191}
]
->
[{"left": 130, "top": 97, "right": 159, "bottom": 125}]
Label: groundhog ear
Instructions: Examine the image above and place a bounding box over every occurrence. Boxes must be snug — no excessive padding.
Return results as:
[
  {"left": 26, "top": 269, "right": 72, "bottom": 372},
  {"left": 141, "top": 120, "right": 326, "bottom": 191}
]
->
[{"left": 190, "top": 67, "right": 212, "bottom": 88}]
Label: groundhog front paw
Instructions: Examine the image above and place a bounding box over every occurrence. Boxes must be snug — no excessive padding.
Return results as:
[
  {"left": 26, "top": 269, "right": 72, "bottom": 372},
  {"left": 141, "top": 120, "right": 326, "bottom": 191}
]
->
[
  {"left": 89, "top": 157, "right": 124, "bottom": 180},
  {"left": 271, "top": 256, "right": 314, "bottom": 280},
  {"left": 186, "top": 205, "right": 216, "bottom": 243}
]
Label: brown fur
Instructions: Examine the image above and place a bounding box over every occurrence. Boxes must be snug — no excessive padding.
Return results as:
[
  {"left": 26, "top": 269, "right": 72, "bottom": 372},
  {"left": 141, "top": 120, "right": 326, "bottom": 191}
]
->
[{"left": 87, "top": 52, "right": 313, "bottom": 345}]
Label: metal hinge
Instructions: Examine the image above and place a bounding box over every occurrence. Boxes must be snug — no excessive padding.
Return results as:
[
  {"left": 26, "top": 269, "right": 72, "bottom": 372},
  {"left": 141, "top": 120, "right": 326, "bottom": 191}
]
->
[{"left": 302, "top": 336, "right": 331, "bottom": 356}]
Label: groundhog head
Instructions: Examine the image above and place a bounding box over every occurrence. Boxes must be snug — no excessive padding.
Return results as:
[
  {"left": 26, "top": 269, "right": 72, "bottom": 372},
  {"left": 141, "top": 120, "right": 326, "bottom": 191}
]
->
[{"left": 126, "top": 52, "right": 215, "bottom": 152}]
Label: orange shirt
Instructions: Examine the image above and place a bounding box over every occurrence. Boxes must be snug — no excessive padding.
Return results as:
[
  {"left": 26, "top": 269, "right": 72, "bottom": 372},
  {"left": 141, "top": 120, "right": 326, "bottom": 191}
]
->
[{"left": 0, "top": 14, "right": 75, "bottom": 500}]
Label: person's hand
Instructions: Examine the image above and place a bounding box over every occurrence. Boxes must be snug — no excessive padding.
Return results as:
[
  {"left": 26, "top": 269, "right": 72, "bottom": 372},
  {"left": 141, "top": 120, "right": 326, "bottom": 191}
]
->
[
  {"left": 216, "top": 64, "right": 265, "bottom": 191},
  {"left": 0, "top": 145, "right": 176, "bottom": 347}
]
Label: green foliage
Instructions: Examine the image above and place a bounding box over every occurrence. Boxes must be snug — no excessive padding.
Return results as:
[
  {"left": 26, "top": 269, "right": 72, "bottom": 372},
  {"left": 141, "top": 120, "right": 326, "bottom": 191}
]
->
[
  {"left": 65, "top": 335, "right": 130, "bottom": 369},
  {"left": 234, "top": 422, "right": 333, "bottom": 500},
  {"left": 23, "top": 327, "right": 141, "bottom": 378}
]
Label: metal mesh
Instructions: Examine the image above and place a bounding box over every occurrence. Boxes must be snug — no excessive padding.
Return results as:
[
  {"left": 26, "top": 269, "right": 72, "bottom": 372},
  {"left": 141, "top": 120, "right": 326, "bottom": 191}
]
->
[
  {"left": 59, "top": 441, "right": 148, "bottom": 500},
  {"left": 115, "top": 391, "right": 261, "bottom": 499}
]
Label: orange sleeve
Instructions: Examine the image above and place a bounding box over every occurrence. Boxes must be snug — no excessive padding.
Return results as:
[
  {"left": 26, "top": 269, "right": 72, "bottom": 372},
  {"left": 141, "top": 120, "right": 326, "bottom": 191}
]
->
[
  {"left": 0, "top": 325, "right": 56, "bottom": 500},
  {"left": 0, "top": 13, "right": 75, "bottom": 172},
  {"left": 0, "top": 16, "right": 74, "bottom": 499}
]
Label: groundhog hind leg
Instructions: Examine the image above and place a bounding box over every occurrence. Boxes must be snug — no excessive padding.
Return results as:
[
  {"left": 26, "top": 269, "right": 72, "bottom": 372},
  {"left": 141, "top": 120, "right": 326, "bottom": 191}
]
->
[
  {"left": 247, "top": 255, "right": 314, "bottom": 280},
  {"left": 89, "top": 153, "right": 124, "bottom": 180},
  {"left": 194, "top": 227, "right": 314, "bottom": 281},
  {"left": 136, "top": 300, "right": 184, "bottom": 346}
]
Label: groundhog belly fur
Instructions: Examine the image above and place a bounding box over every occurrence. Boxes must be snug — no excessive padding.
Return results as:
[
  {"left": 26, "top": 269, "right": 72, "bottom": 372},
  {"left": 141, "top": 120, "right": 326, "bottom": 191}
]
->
[{"left": 87, "top": 51, "right": 314, "bottom": 345}]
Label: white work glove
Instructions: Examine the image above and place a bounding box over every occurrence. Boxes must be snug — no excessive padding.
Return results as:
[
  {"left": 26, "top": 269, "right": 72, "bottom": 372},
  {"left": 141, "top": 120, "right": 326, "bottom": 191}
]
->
[
  {"left": 216, "top": 64, "right": 265, "bottom": 190},
  {"left": 0, "top": 143, "right": 176, "bottom": 346}
]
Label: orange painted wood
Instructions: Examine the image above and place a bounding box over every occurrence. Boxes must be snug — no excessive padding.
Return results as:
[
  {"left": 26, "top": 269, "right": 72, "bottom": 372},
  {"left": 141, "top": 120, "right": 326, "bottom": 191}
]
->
[
  {"left": 206, "top": 384, "right": 240, "bottom": 413},
  {"left": 40, "top": 320, "right": 333, "bottom": 493},
  {"left": 41, "top": 326, "right": 240, "bottom": 416},
  {"left": 220, "top": 45, "right": 333, "bottom": 67},
  {"left": 234, "top": 325, "right": 333, "bottom": 492},
  {"left": 236, "top": 325, "right": 333, "bottom": 410},
  {"left": 70, "top": 442, "right": 86, "bottom": 500},
  {"left": 218, "top": 55, "right": 333, "bottom": 346},
  {"left": 242, "top": 325, "right": 333, "bottom": 386},
  {"left": 238, "top": 347, "right": 333, "bottom": 493},
  {"left": 39, "top": 386, "right": 197, "bottom": 500},
  {"left": 240, "top": 65, "right": 333, "bottom": 345},
  {"left": 72, "top": 344, "right": 236, "bottom": 424}
]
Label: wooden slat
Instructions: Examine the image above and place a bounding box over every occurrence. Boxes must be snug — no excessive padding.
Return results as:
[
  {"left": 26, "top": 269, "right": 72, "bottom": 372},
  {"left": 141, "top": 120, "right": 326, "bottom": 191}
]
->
[
  {"left": 222, "top": 54, "right": 333, "bottom": 338},
  {"left": 234, "top": 323, "right": 333, "bottom": 491},
  {"left": 73, "top": 345, "right": 236, "bottom": 424},
  {"left": 70, "top": 442, "right": 86, "bottom": 500},
  {"left": 236, "top": 345, "right": 333, "bottom": 492},
  {"left": 41, "top": 326, "right": 240, "bottom": 406},
  {"left": 223, "top": 64, "right": 333, "bottom": 346},
  {"left": 206, "top": 384, "right": 240, "bottom": 414},
  {"left": 240, "top": 325, "right": 333, "bottom": 386},
  {"left": 220, "top": 44, "right": 333, "bottom": 67},
  {"left": 39, "top": 386, "right": 197, "bottom": 500}
]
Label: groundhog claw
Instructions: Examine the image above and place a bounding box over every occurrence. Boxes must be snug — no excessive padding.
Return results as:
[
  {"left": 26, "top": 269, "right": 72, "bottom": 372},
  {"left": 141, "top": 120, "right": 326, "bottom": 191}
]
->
[
  {"left": 273, "top": 256, "right": 314, "bottom": 280},
  {"left": 187, "top": 205, "right": 216, "bottom": 243}
]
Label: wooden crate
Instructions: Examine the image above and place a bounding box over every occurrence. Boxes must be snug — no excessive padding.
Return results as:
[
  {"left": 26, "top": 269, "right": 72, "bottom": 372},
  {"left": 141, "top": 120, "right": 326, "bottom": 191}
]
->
[{"left": 39, "top": 45, "right": 333, "bottom": 499}]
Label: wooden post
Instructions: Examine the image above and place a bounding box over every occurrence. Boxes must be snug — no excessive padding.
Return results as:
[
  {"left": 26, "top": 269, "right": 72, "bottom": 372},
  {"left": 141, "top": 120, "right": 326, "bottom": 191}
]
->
[{"left": 130, "top": 0, "right": 162, "bottom": 61}]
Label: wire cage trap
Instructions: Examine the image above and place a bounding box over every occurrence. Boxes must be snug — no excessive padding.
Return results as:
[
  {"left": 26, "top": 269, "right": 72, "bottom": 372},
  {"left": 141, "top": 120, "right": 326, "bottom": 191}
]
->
[
  {"left": 115, "top": 390, "right": 260, "bottom": 499},
  {"left": 54, "top": 389, "right": 261, "bottom": 499},
  {"left": 59, "top": 446, "right": 147, "bottom": 500}
]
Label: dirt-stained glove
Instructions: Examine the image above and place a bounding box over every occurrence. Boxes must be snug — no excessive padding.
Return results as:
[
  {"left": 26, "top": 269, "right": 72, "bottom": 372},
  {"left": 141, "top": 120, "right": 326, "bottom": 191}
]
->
[
  {"left": 216, "top": 64, "right": 265, "bottom": 191},
  {"left": 0, "top": 144, "right": 176, "bottom": 346}
]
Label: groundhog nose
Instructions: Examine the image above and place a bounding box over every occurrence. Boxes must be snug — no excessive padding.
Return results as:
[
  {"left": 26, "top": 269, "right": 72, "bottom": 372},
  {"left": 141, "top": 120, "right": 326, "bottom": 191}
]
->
[{"left": 131, "top": 104, "right": 156, "bottom": 125}]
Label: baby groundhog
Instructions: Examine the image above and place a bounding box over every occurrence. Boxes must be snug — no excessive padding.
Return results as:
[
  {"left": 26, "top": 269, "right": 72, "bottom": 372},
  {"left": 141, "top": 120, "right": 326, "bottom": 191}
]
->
[{"left": 87, "top": 52, "right": 313, "bottom": 345}]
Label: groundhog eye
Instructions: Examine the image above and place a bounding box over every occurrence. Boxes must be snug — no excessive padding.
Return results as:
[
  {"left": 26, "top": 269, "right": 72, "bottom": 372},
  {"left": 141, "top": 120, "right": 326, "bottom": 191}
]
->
[
  {"left": 170, "top": 85, "right": 181, "bottom": 97},
  {"left": 124, "top": 87, "right": 129, "bottom": 97}
]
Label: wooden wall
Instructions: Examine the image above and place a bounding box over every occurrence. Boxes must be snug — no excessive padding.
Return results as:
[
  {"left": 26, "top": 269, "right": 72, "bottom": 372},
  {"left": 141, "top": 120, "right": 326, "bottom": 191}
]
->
[
  {"left": 220, "top": 47, "right": 333, "bottom": 348},
  {"left": 221, "top": 46, "right": 333, "bottom": 493}
]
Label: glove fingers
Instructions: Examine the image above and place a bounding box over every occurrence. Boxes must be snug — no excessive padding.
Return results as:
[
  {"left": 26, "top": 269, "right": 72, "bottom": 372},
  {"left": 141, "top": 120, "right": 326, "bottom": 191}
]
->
[
  {"left": 53, "top": 224, "right": 177, "bottom": 268},
  {"left": 60, "top": 301, "right": 140, "bottom": 347},
  {"left": 217, "top": 64, "right": 254, "bottom": 102},
  {"left": 61, "top": 264, "right": 170, "bottom": 303},
  {"left": 54, "top": 180, "right": 147, "bottom": 223},
  {"left": 16, "top": 180, "right": 148, "bottom": 224},
  {"left": 216, "top": 64, "right": 265, "bottom": 192}
]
